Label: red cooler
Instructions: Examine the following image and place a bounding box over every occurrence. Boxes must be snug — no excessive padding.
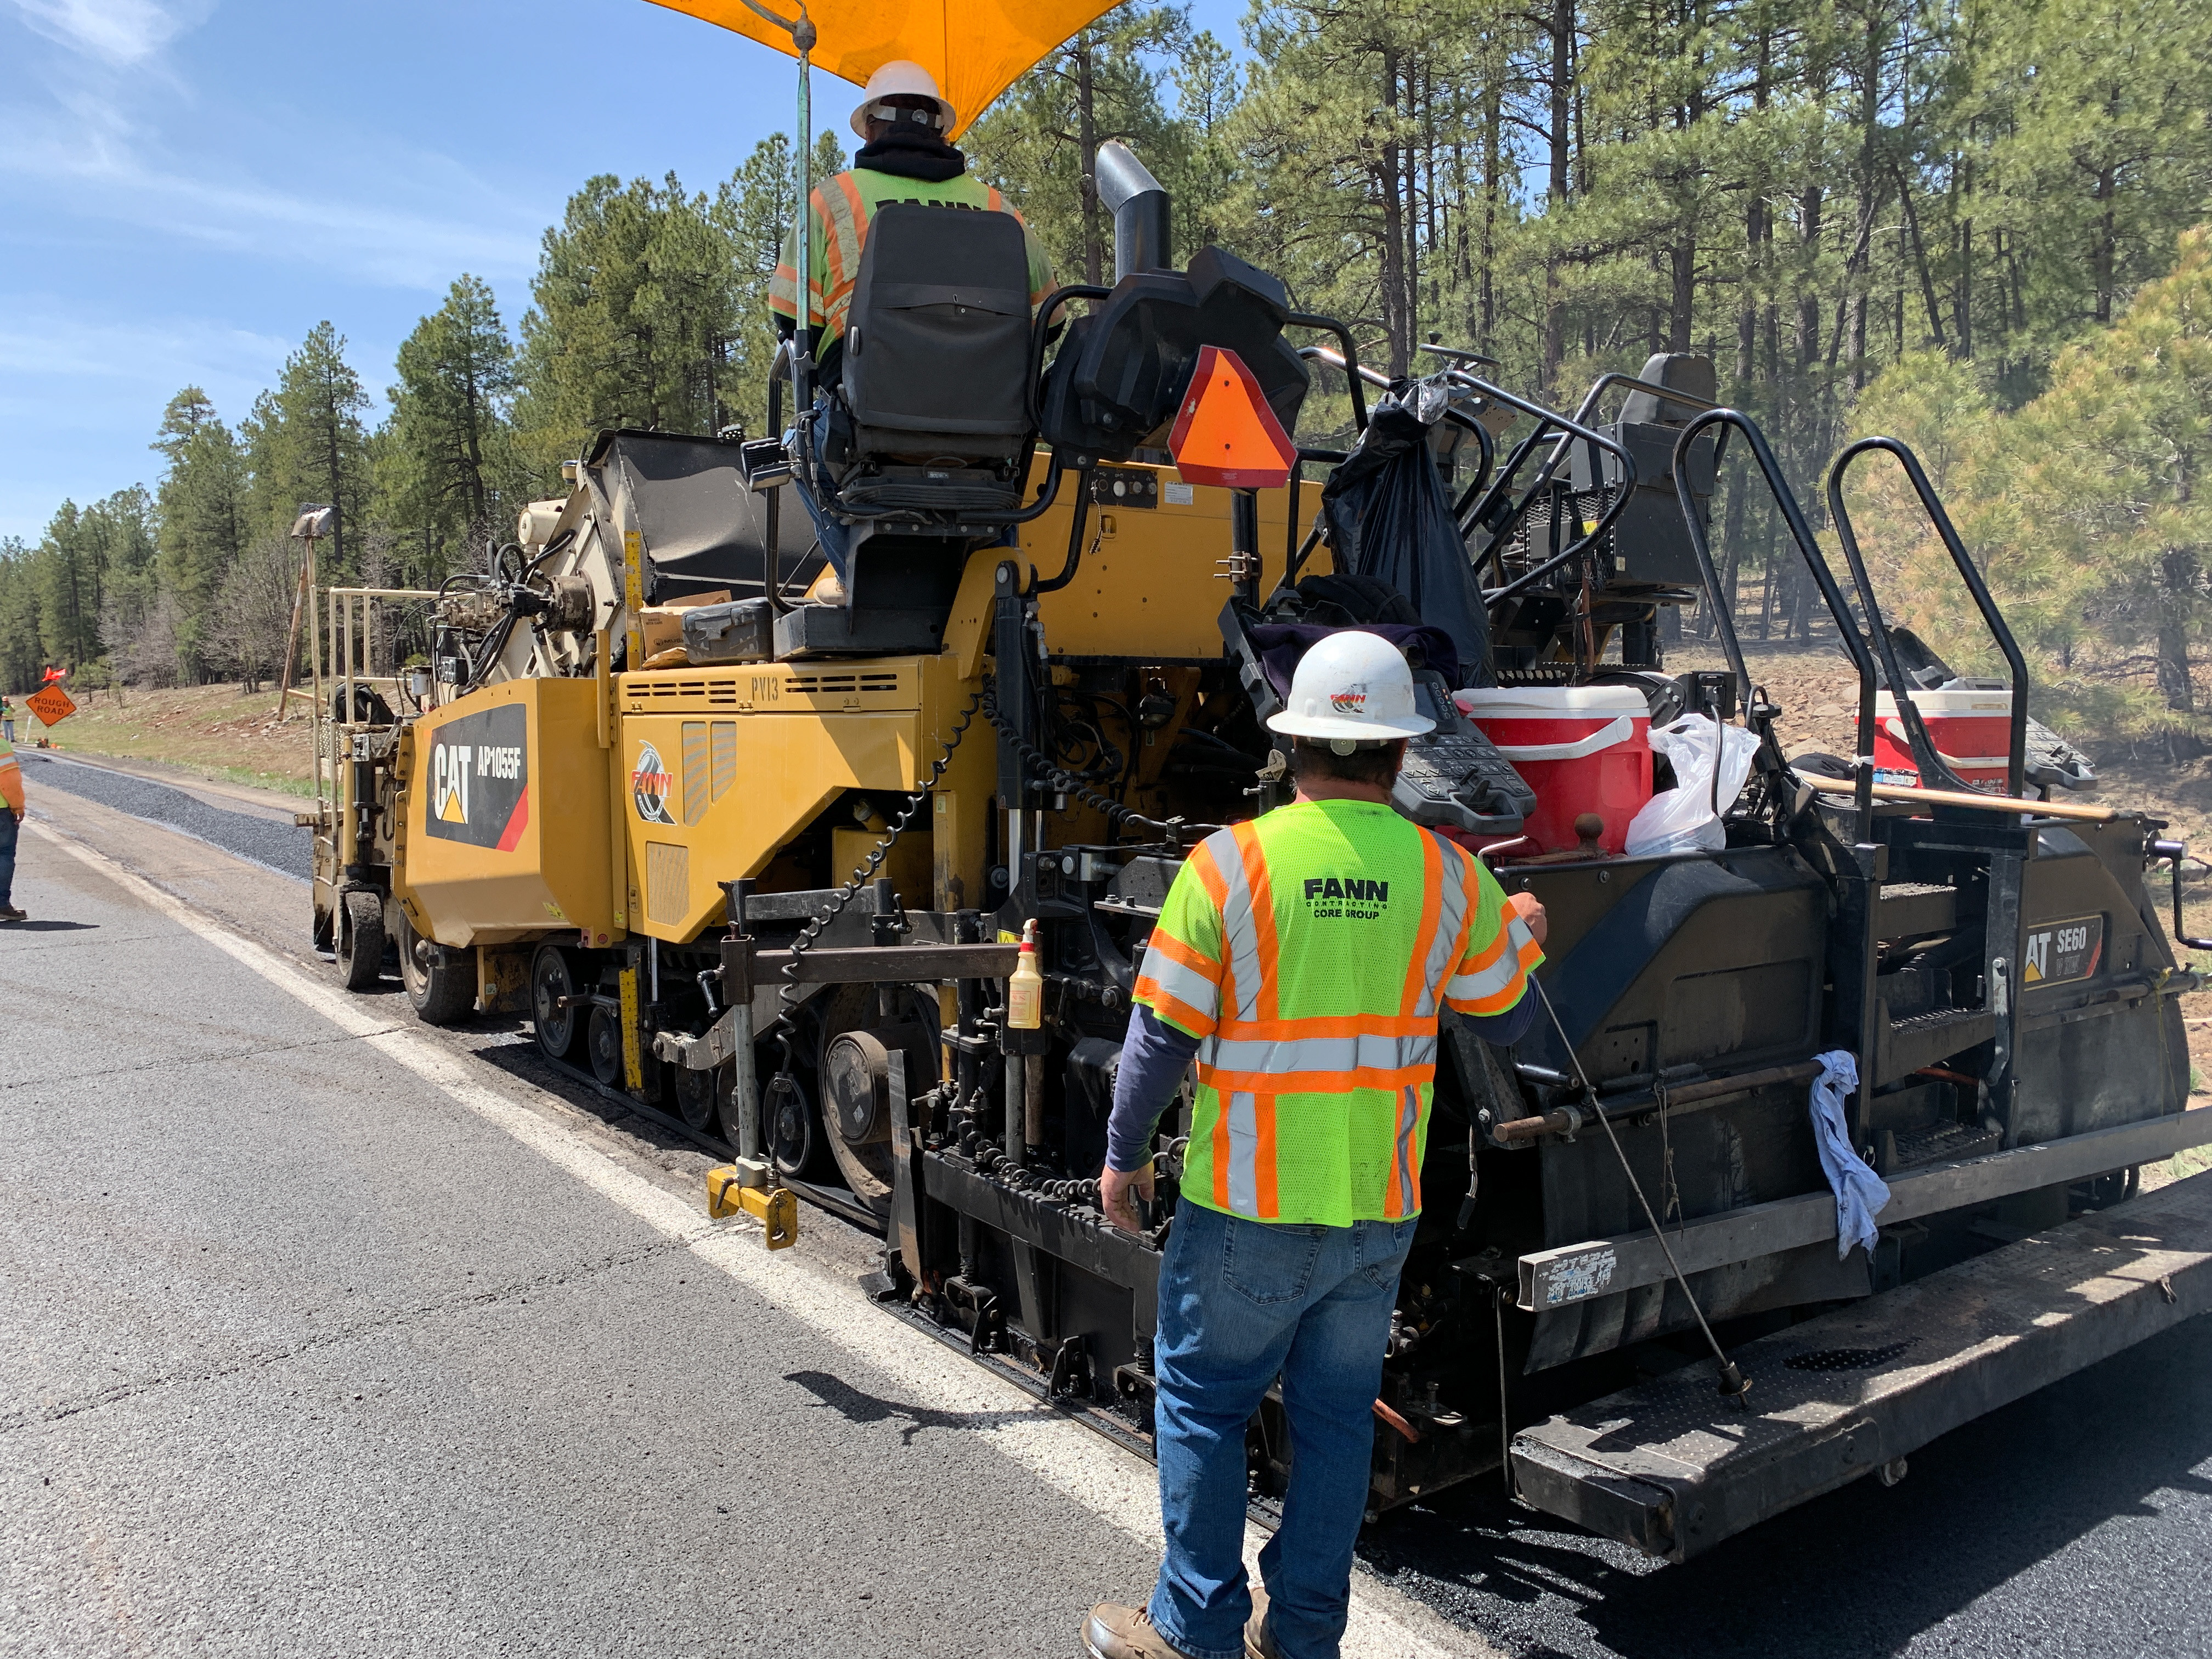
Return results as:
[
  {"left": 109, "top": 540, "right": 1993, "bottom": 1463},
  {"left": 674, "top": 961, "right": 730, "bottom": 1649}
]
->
[
  {"left": 1874, "top": 686, "right": 2013, "bottom": 789},
  {"left": 1454, "top": 686, "right": 1652, "bottom": 854}
]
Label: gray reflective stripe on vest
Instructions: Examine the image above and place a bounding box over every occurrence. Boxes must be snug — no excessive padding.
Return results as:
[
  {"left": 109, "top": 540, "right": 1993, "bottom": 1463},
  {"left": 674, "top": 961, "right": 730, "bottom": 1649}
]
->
[
  {"left": 1226, "top": 1090, "right": 1261, "bottom": 1217},
  {"left": 1396, "top": 1085, "right": 1420, "bottom": 1216},
  {"left": 1202, "top": 1030, "right": 1437, "bottom": 1079},
  {"left": 1138, "top": 943, "right": 1221, "bottom": 1020},
  {"left": 1210, "top": 828, "right": 1265, "bottom": 1023},
  {"left": 1412, "top": 837, "right": 1474, "bottom": 1017},
  {"left": 1445, "top": 912, "right": 1537, "bottom": 1006}
]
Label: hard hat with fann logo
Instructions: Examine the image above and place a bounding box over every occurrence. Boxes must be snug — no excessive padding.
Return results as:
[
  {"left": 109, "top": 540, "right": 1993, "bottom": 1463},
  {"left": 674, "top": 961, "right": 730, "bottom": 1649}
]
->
[{"left": 1265, "top": 630, "right": 1435, "bottom": 744}]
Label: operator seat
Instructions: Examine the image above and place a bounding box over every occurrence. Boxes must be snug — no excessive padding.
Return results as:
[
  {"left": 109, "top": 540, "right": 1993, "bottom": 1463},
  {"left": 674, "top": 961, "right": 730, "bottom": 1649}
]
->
[
  {"left": 781, "top": 202, "right": 1040, "bottom": 658},
  {"left": 830, "top": 201, "right": 1036, "bottom": 513}
]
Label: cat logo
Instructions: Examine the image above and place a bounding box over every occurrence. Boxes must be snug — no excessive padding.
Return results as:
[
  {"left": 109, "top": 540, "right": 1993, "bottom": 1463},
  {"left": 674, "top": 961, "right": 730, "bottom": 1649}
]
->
[
  {"left": 632, "top": 741, "right": 675, "bottom": 825},
  {"left": 2023, "top": 914, "right": 2103, "bottom": 986},
  {"left": 424, "top": 704, "right": 530, "bottom": 850},
  {"left": 434, "top": 748, "right": 470, "bottom": 823}
]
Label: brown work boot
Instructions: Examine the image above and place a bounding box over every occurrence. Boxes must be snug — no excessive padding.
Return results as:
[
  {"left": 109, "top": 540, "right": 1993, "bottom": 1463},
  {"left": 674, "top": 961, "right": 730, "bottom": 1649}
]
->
[
  {"left": 1244, "top": 1581, "right": 1281, "bottom": 1659},
  {"left": 1082, "top": 1603, "right": 1197, "bottom": 1659}
]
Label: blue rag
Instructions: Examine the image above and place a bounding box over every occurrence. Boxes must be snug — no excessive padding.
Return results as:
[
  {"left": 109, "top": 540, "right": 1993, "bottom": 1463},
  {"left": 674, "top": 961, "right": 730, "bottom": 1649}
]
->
[{"left": 1808, "top": 1049, "right": 1890, "bottom": 1260}]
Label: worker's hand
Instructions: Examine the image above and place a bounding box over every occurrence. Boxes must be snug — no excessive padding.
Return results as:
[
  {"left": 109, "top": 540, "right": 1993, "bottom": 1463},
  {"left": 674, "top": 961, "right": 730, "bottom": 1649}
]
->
[
  {"left": 1099, "top": 1161, "right": 1154, "bottom": 1233},
  {"left": 1508, "top": 888, "right": 1548, "bottom": 947}
]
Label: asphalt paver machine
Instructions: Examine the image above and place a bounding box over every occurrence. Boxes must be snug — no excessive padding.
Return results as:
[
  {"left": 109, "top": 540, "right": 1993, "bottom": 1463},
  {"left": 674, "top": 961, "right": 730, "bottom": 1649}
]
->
[{"left": 308, "top": 0, "right": 2212, "bottom": 1561}]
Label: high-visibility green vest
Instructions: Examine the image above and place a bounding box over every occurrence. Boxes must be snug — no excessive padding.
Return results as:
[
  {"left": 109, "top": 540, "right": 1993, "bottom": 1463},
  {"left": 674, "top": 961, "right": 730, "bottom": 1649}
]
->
[
  {"left": 1135, "top": 800, "right": 1542, "bottom": 1227},
  {"left": 769, "top": 168, "right": 1054, "bottom": 349}
]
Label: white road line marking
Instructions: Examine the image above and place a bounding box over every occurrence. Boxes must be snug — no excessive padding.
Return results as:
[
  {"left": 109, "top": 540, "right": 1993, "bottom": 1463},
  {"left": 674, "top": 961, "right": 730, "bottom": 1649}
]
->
[{"left": 29, "top": 821, "right": 1487, "bottom": 1658}]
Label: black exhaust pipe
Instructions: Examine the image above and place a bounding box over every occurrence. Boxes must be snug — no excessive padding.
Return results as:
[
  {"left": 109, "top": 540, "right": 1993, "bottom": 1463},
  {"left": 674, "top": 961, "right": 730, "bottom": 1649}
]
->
[{"left": 1095, "top": 141, "right": 1172, "bottom": 280}]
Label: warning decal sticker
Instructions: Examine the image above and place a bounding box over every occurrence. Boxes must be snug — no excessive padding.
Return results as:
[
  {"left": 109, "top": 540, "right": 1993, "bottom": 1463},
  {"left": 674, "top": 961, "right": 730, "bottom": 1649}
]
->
[
  {"left": 425, "top": 703, "right": 530, "bottom": 851},
  {"left": 2022, "top": 913, "right": 2103, "bottom": 986}
]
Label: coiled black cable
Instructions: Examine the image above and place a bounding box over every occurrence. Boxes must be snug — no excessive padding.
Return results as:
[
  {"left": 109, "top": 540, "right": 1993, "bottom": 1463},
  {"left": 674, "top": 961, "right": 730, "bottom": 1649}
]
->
[{"left": 979, "top": 675, "right": 1198, "bottom": 844}]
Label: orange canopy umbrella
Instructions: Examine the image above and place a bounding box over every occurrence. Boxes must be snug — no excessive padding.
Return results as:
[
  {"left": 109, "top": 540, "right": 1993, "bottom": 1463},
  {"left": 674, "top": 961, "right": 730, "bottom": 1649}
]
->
[{"left": 644, "top": 0, "right": 1122, "bottom": 139}]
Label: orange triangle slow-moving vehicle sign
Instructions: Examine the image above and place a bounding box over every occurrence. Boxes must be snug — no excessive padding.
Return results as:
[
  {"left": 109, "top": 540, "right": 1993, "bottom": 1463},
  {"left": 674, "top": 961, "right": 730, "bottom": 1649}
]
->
[{"left": 1167, "top": 346, "right": 1299, "bottom": 491}]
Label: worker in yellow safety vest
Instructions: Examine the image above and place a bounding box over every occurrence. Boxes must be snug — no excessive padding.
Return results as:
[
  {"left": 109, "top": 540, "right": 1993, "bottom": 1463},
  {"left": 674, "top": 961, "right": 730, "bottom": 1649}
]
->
[
  {"left": 767, "top": 60, "right": 1053, "bottom": 372},
  {"left": 0, "top": 722, "right": 24, "bottom": 923},
  {"left": 1084, "top": 630, "right": 1548, "bottom": 1659}
]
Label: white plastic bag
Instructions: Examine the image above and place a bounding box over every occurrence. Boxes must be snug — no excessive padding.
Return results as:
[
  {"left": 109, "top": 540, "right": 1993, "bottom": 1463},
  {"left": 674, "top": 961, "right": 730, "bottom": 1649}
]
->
[{"left": 1623, "top": 713, "right": 1760, "bottom": 856}]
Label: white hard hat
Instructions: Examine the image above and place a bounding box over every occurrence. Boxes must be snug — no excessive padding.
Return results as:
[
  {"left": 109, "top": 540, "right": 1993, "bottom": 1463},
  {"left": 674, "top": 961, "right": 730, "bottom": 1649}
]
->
[
  {"left": 851, "top": 60, "right": 957, "bottom": 139},
  {"left": 1266, "top": 630, "right": 1435, "bottom": 742}
]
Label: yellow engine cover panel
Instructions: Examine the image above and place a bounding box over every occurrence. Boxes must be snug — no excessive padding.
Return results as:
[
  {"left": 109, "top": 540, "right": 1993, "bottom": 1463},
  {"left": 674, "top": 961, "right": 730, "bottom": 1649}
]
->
[
  {"left": 396, "top": 677, "right": 615, "bottom": 947},
  {"left": 1023, "top": 461, "right": 1310, "bottom": 658},
  {"left": 618, "top": 659, "right": 938, "bottom": 942}
]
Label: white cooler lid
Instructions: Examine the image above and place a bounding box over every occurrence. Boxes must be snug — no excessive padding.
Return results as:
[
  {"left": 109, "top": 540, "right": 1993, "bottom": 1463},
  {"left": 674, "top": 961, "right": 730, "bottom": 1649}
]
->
[
  {"left": 1455, "top": 685, "right": 1650, "bottom": 718},
  {"left": 1875, "top": 687, "right": 2013, "bottom": 716}
]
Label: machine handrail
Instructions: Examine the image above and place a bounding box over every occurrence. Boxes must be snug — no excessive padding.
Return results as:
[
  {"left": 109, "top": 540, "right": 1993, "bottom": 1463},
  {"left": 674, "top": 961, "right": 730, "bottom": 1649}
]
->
[
  {"left": 1826, "top": 437, "right": 2029, "bottom": 799},
  {"left": 1455, "top": 370, "right": 1728, "bottom": 583},
  {"left": 1570, "top": 370, "right": 1725, "bottom": 426},
  {"left": 1443, "top": 403, "right": 1496, "bottom": 505},
  {"left": 1284, "top": 317, "right": 1370, "bottom": 431},
  {"left": 1025, "top": 282, "right": 1111, "bottom": 435},
  {"left": 1457, "top": 373, "right": 1638, "bottom": 604},
  {"left": 1671, "top": 409, "right": 1881, "bottom": 841},
  {"left": 1292, "top": 351, "right": 1493, "bottom": 498}
]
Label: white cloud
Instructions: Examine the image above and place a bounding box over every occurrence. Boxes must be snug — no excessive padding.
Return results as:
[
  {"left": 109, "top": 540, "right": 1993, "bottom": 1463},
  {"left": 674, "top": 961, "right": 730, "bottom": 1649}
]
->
[
  {"left": 0, "top": 92, "right": 540, "bottom": 290},
  {"left": 0, "top": 306, "right": 290, "bottom": 388},
  {"left": 8, "top": 0, "right": 198, "bottom": 64}
]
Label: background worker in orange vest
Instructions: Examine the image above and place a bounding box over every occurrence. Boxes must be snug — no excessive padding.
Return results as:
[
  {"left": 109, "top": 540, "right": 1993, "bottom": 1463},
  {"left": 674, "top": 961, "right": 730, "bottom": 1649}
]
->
[
  {"left": 1084, "top": 631, "right": 1547, "bottom": 1659},
  {"left": 0, "top": 720, "right": 25, "bottom": 923},
  {"left": 766, "top": 60, "right": 1053, "bottom": 377}
]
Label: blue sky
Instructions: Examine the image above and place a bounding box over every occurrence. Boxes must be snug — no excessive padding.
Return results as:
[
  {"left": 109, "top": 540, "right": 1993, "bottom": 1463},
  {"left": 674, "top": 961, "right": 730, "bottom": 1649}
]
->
[{"left": 1, "top": 0, "right": 1244, "bottom": 544}]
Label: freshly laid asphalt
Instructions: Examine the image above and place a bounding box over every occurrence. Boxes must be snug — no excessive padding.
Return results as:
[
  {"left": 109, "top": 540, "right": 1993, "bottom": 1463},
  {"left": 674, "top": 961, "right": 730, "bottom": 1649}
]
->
[
  {"left": 3, "top": 758, "right": 2210, "bottom": 1657},
  {"left": 16, "top": 751, "right": 312, "bottom": 880}
]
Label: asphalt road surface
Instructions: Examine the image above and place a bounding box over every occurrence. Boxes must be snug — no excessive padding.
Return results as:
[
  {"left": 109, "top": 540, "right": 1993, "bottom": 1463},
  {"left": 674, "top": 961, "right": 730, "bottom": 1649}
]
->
[{"left": 3, "top": 759, "right": 2209, "bottom": 1658}]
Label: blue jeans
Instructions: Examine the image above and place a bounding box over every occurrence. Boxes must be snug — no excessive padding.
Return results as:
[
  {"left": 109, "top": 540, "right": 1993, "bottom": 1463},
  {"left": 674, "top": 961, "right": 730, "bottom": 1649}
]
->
[
  {"left": 0, "top": 808, "right": 16, "bottom": 910},
  {"left": 1147, "top": 1198, "right": 1415, "bottom": 1659}
]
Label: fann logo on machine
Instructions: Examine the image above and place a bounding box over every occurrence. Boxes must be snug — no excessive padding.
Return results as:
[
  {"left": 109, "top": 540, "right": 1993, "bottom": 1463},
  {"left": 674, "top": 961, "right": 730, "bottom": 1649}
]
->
[
  {"left": 425, "top": 704, "right": 529, "bottom": 851},
  {"left": 632, "top": 741, "right": 675, "bottom": 825}
]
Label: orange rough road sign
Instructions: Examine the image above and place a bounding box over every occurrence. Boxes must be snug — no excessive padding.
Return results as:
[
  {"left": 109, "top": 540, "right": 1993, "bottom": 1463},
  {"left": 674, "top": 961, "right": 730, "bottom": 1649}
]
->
[{"left": 26, "top": 685, "right": 76, "bottom": 726}]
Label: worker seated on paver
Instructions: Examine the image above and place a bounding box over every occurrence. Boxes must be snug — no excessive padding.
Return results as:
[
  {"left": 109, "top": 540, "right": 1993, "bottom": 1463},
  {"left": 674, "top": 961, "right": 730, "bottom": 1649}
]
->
[
  {"left": 767, "top": 60, "right": 1053, "bottom": 385},
  {"left": 1085, "top": 630, "right": 1548, "bottom": 1659},
  {"left": 766, "top": 61, "right": 1055, "bottom": 604}
]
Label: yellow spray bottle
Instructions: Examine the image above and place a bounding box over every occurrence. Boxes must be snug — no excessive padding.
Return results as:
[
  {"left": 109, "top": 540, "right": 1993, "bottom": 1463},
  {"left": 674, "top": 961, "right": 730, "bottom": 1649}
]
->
[{"left": 1007, "top": 918, "right": 1045, "bottom": 1030}]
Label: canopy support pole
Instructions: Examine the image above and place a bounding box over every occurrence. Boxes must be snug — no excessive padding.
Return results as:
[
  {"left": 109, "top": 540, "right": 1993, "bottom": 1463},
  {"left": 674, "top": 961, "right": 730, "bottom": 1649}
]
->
[
  {"left": 740, "top": 0, "right": 817, "bottom": 414},
  {"left": 791, "top": 15, "right": 816, "bottom": 414}
]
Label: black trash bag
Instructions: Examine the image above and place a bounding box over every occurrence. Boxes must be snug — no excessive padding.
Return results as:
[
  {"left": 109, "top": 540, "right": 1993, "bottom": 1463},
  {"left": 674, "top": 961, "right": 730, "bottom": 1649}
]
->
[{"left": 1318, "top": 376, "right": 1496, "bottom": 686}]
